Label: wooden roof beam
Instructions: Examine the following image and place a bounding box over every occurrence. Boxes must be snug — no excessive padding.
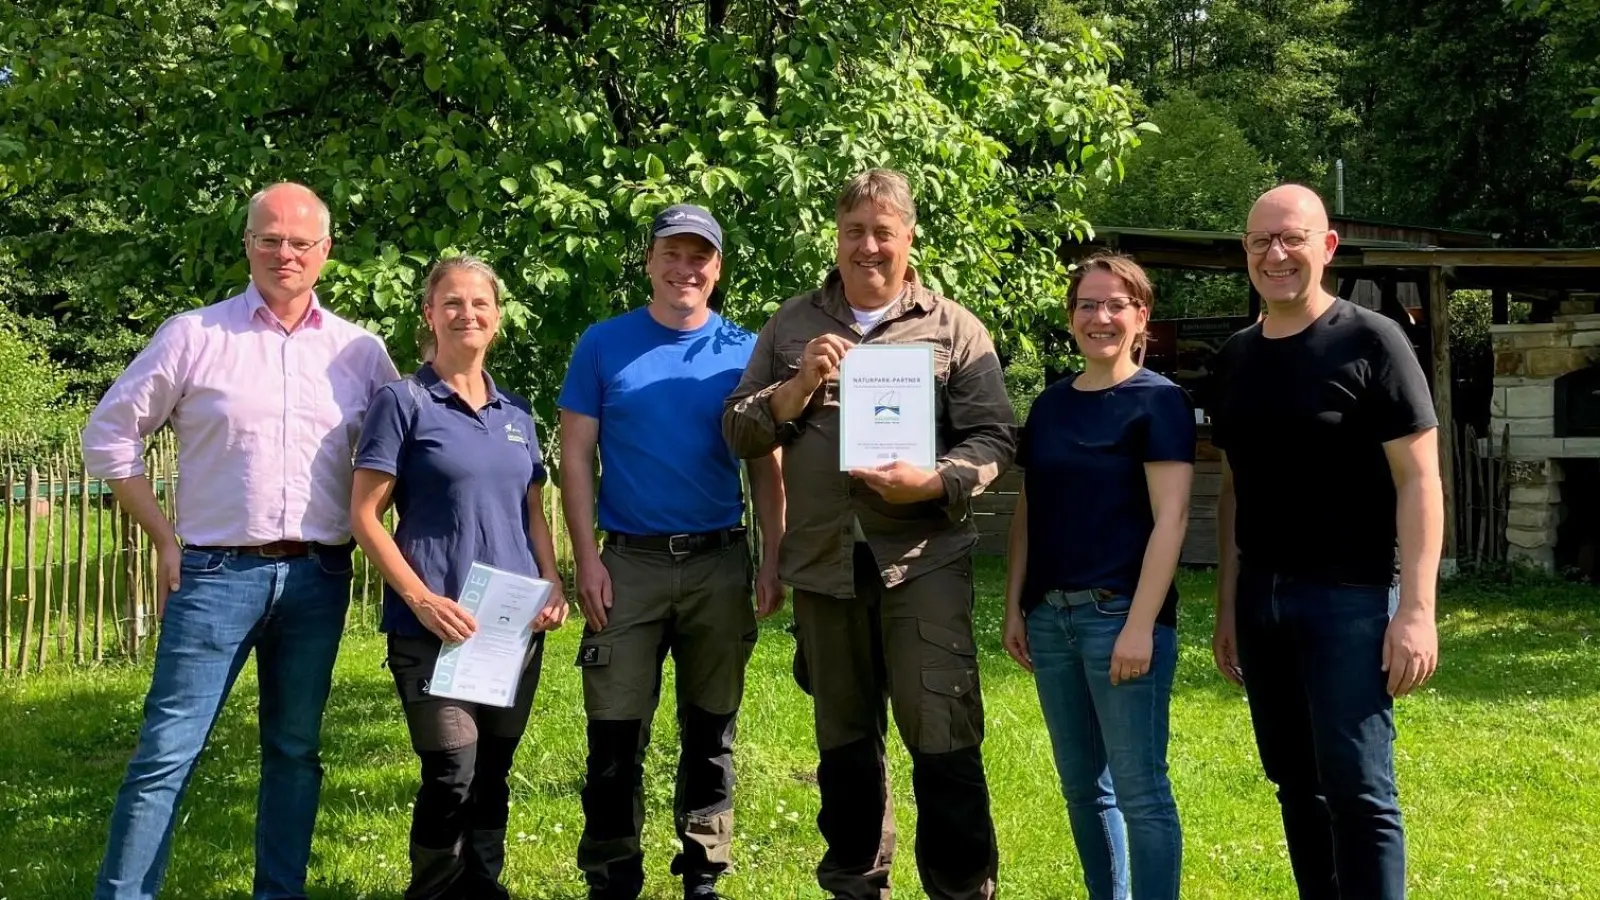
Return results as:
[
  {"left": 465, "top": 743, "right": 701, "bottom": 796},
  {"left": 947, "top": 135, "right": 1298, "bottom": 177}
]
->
[{"left": 1363, "top": 248, "right": 1600, "bottom": 268}]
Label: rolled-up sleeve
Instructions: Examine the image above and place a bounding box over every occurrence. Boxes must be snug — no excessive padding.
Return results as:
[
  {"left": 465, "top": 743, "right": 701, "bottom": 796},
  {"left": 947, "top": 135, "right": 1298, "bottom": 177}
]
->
[
  {"left": 935, "top": 320, "right": 1017, "bottom": 517},
  {"left": 723, "top": 318, "right": 788, "bottom": 459},
  {"left": 81, "top": 315, "right": 193, "bottom": 480}
]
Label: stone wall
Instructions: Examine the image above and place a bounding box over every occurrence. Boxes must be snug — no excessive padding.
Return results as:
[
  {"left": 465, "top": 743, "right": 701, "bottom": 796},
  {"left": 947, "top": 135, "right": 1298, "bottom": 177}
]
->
[
  {"left": 1506, "top": 460, "right": 1563, "bottom": 570},
  {"left": 1489, "top": 314, "right": 1600, "bottom": 459},
  {"left": 1491, "top": 312, "right": 1600, "bottom": 571}
]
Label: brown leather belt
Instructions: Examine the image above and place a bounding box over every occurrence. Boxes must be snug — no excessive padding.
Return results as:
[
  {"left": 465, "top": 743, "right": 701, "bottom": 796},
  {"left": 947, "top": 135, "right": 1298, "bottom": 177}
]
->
[{"left": 188, "top": 540, "right": 312, "bottom": 558}]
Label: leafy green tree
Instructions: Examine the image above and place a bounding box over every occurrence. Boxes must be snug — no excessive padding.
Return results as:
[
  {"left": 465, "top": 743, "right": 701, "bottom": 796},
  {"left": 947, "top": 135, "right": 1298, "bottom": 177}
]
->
[
  {"left": 0, "top": 311, "right": 83, "bottom": 453},
  {"left": 1083, "top": 89, "right": 1276, "bottom": 231},
  {"left": 1004, "top": 0, "right": 1354, "bottom": 183},
  {"left": 1079, "top": 90, "right": 1273, "bottom": 319},
  {"left": 1337, "top": 0, "right": 1600, "bottom": 243},
  {"left": 1508, "top": 0, "right": 1600, "bottom": 199},
  {"left": 1, "top": 0, "right": 1147, "bottom": 410},
  {"left": 1191, "top": 0, "right": 1354, "bottom": 183}
]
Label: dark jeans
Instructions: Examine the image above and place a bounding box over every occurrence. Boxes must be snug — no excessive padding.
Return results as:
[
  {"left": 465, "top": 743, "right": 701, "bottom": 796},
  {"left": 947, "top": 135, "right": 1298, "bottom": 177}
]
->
[
  {"left": 94, "top": 545, "right": 353, "bottom": 900},
  {"left": 1235, "top": 568, "right": 1406, "bottom": 900}
]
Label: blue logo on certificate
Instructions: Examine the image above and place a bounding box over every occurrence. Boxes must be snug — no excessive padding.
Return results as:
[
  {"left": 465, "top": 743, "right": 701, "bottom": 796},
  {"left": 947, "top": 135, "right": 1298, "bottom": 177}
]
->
[{"left": 874, "top": 391, "right": 901, "bottom": 422}]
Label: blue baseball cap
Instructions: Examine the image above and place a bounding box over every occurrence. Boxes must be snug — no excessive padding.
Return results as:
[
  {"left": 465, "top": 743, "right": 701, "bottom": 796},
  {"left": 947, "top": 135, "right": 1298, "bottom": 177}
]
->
[{"left": 651, "top": 204, "right": 723, "bottom": 253}]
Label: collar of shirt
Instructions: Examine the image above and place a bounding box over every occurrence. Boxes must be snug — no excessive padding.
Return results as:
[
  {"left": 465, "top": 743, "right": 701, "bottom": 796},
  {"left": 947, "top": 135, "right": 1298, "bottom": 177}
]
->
[
  {"left": 415, "top": 362, "right": 510, "bottom": 408},
  {"left": 814, "top": 266, "right": 935, "bottom": 332},
  {"left": 243, "top": 281, "right": 325, "bottom": 333}
]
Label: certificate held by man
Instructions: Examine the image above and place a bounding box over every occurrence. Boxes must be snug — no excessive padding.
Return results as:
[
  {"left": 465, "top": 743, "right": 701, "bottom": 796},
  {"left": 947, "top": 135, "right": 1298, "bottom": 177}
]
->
[
  {"left": 430, "top": 562, "right": 554, "bottom": 708},
  {"left": 839, "top": 343, "right": 937, "bottom": 471}
]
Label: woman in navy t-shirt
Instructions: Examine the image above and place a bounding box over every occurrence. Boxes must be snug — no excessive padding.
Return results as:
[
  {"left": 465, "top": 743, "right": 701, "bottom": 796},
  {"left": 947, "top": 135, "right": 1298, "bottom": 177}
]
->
[
  {"left": 350, "top": 256, "right": 569, "bottom": 900},
  {"left": 1003, "top": 252, "right": 1195, "bottom": 900}
]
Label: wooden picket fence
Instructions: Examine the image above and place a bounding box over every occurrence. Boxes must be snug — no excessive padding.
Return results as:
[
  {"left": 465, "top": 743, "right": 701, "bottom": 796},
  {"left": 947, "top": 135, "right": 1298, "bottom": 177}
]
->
[
  {"left": 1453, "top": 422, "right": 1512, "bottom": 566},
  {"left": 5, "top": 419, "right": 1507, "bottom": 676},
  {"left": 0, "top": 433, "right": 581, "bottom": 677},
  {"left": 1, "top": 432, "right": 173, "bottom": 675}
]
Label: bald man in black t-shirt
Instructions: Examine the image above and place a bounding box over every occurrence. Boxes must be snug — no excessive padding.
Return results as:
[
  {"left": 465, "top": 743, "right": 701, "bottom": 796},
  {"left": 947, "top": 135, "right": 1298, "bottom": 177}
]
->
[{"left": 1211, "top": 185, "right": 1443, "bottom": 900}]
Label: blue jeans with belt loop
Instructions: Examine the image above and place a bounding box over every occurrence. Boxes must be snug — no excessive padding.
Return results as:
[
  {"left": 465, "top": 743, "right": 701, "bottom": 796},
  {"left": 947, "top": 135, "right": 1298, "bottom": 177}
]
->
[
  {"left": 1234, "top": 568, "right": 1406, "bottom": 900},
  {"left": 94, "top": 544, "right": 353, "bottom": 900},
  {"left": 1026, "top": 590, "right": 1182, "bottom": 900}
]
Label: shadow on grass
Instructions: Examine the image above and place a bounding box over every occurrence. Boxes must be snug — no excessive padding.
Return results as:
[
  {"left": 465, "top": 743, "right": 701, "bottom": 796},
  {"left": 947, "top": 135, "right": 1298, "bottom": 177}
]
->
[
  {"left": 1, "top": 559, "right": 1594, "bottom": 899},
  {"left": 0, "top": 651, "right": 437, "bottom": 897},
  {"left": 1424, "top": 578, "right": 1600, "bottom": 702},
  {"left": 0, "top": 674, "right": 264, "bottom": 893},
  {"left": 969, "top": 558, "right": 1600, "bottom": 703}
]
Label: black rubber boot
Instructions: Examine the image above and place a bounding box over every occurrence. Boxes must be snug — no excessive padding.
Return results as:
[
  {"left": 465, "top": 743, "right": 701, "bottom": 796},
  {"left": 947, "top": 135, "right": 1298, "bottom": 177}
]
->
[
  {"left": 461, "top": 827, "right": 511, "bottom": 899},
  {"left": 404, "top": 838, "right": 464, "bottom": 900}
]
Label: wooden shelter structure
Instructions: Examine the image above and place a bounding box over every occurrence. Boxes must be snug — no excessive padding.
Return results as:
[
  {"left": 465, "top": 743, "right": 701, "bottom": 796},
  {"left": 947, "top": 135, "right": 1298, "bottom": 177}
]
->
[{"left": 1044, "top": 217, "right": 1600, "bottom": 571}]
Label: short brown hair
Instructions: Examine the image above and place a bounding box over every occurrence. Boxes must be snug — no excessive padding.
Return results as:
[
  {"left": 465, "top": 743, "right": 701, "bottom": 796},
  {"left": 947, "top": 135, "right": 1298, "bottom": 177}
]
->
[
  {"left": 835, "top": 168, "right": 917, "bottom": 226},
  {"left": 1067, "top": 251, "right": 1156, "bottom": 361}
]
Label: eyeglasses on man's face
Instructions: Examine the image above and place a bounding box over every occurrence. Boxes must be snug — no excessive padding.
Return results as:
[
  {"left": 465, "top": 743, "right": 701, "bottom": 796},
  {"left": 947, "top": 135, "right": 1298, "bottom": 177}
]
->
[
  {"left": 1074, "top": 296, "right": 1141, "bottom": 316},
  {"left": 1241, "top": 229, "right": 1327, "bottom": 255},
  {"left": 247, "top": 231, "right": 327, "bottom": 257}
]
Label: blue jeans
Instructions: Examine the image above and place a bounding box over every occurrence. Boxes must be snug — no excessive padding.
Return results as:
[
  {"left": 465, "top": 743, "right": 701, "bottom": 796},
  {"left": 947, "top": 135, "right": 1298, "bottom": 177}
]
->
[
  {"left": 1027, "top": 595, "right": 1182, "bottom": 900},
  {"left": 1235, "top": 569, "right": 1405, "bottom": 900},
  {"left": 94, "top": 545, "right": 353, "bottom": 900}
]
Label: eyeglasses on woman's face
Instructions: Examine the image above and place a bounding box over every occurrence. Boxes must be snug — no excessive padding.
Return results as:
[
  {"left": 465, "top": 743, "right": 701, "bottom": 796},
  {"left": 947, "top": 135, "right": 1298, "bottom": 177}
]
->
[{"left": 1073, "top": 296, "right": 1141, "bottom": 317}]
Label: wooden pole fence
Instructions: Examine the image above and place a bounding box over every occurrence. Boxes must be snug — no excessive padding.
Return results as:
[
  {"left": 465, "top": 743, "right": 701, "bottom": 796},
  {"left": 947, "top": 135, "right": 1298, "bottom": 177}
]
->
[
  {"left": 39, "top": 463, "right": 55, "bottom": 670},
  {"left": 0, "top": 435, "right": 600, "bottom": 675},
  {"left": 76, "top": 456, "right": 89, "bottom": 664},
  {"left": 20, "top": 468, "right": 38, "bottom": 677},
  {"left": 95, "top": 470, "right": 107, "bottom": 664},
  {"left": 2, "top": 457, "right": 13, "bottom": 673}
]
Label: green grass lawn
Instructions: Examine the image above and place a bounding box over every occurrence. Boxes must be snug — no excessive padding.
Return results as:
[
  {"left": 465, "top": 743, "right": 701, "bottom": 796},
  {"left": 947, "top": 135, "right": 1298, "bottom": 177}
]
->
[{"left": 1, "top": 563, "right": 1597, "bottom": 899}]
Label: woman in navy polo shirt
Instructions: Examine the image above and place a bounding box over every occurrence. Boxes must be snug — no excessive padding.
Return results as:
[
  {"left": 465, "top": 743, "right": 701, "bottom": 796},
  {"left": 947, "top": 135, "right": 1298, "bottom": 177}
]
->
[
  {"left": 1002, "top": 252, "right": 1195, "bottom": 900},
  {"left": 351, "top": 256, "right": 569, "bottom": 900}
]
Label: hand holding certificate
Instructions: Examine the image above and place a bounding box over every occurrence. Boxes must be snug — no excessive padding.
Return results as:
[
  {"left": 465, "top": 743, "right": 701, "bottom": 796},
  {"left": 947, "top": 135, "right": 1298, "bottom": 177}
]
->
[
  {"left": 840, "top": 343, "right": 947, "bottom": 504},
  {"left": 430, "top": 562, "right": 554, "bottom": 708}
]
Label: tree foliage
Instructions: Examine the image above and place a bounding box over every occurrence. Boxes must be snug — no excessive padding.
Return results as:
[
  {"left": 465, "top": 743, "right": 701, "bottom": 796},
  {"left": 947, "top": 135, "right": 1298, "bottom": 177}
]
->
[
  {"left": 1003, "top": 0, "right": 1600, "bottom": 244},
  {"left": 0, "top": 0, "right": 1147, "bottom": 406},
  {"left": 1337, "top": 0, "right": 1600, "bottom": 242},
  {"left": 1083, "top": 89, "right": 1275, "bottom": 232},
  {"left": 1076, "top": 89, "right": 1275, "bottom": 320},
  {"left": 0, "top": 311, "right": 83, "bottom": 451},
  {"left": 1005, "top": 0, "right": 1355, "bottom": 183},
  {"left": 1509, "top": 0, "right": 1600, "bottom": 200}
]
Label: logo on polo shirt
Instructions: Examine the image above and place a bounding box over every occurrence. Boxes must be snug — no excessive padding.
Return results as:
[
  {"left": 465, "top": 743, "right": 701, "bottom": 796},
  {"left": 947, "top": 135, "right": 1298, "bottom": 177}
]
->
[{"left": 504, "top": 423, "right": 527, "bottom": 444}]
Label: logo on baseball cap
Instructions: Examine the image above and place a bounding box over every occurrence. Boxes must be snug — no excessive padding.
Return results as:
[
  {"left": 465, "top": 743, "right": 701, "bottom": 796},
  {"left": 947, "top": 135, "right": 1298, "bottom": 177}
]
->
[{"left": 651, "top": 204, "right": 723, "bottom": 254}]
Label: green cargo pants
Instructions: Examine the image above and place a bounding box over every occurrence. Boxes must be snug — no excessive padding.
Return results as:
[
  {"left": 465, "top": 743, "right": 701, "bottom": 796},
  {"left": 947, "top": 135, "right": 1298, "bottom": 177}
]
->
[
  {"left": 575, "top": 539, "right": 756, "bottom": 899},
  {"left": 791, "top": 543, "right": 999, "bottom": 900}
]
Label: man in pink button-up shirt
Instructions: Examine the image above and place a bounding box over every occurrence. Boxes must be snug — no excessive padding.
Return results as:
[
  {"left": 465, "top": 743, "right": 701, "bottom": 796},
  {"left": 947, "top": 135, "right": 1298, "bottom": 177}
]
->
[{"left": 83, "top": 183, "right": 398, "bottom": 900}]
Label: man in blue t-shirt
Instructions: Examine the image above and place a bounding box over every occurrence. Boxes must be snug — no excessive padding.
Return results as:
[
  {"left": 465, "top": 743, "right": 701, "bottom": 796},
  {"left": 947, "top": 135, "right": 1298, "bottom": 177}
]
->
[{"left": 558, "top": 204, "right": 784, "bottom": 900}]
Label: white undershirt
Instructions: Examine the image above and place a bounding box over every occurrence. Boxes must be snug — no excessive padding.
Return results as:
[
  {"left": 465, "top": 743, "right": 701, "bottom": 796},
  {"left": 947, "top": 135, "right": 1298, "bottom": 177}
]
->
[
  {"left": 849, "top": 288, "right": 905, "bottom": 334},
  {"left": 850, "top": 302, "right": 893, "bottom": 333}
]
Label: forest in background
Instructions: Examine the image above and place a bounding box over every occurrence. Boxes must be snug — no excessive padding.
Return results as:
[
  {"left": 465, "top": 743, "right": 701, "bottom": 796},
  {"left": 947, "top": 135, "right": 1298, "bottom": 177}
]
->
[{"left": 2, "top": 0, "right": 1598, "bottom": 441}]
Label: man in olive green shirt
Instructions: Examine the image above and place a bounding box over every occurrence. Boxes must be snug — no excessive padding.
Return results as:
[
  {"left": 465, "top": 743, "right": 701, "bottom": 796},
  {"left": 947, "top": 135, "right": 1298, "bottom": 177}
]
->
[{"left": 723, "top": 169, "right": 1015, "bottom": 900}]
